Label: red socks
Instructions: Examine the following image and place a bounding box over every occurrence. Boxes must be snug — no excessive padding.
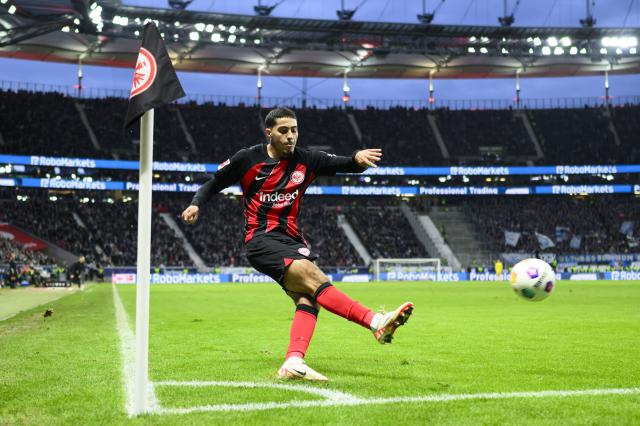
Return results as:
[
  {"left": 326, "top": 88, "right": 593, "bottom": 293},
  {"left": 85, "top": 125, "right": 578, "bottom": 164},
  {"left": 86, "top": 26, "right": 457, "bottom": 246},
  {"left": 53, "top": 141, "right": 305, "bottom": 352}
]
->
[
  {"left": 285, "top": 304, "right": 318, "bottom": 360},
  {"left": 285, "top": 283, "right": 374, "bottom": 360},
  {"left": 313, "top": 282, "right": 374, "bottom": 329}
]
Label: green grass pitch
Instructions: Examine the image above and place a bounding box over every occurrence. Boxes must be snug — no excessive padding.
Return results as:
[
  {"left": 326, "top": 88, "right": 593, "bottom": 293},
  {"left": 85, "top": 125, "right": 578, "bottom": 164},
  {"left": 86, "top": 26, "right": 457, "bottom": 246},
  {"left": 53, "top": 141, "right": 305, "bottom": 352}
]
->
[{"left": 1, "top": 280, "right": 639, "bottom": 425}]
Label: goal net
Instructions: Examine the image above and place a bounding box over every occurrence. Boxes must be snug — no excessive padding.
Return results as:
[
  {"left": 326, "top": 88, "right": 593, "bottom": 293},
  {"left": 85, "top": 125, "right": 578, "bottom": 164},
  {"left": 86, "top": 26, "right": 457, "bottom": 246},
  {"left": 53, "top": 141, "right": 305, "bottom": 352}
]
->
[{"left": 373, "top": 258, "right": 443, "bottom": 282}]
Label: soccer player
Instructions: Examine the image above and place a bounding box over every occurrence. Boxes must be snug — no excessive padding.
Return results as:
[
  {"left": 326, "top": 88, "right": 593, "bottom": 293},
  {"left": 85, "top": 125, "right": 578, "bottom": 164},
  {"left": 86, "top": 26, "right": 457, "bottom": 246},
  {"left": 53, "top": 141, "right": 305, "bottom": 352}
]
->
[
  {"left": 181, "top": 107, "right": 413, "bottom": 381},
  {"left": 68, "top": 256, "right": 85, "bottom": 288}
]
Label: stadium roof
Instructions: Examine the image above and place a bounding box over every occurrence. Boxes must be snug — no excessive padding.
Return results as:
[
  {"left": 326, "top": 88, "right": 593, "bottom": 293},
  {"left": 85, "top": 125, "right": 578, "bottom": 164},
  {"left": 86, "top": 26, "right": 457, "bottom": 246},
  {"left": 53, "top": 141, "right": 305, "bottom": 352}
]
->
[{"left": 0, "top": 0, "right": 639, "bottom": 79}]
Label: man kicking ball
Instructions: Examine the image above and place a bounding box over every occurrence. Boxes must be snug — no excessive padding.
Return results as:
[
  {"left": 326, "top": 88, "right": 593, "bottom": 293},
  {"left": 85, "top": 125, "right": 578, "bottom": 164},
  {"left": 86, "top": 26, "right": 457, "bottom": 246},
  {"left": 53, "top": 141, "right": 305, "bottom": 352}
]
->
[{"left": 181, "top": 107, "right": 413, "bottom": 381}]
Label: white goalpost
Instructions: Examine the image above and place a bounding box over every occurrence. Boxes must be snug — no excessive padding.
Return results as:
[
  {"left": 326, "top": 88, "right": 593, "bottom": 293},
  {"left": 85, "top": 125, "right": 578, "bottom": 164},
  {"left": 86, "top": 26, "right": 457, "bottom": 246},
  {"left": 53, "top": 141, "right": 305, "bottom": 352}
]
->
[{"left": 373, "top": 258, "right": 443, "bottom": 282}]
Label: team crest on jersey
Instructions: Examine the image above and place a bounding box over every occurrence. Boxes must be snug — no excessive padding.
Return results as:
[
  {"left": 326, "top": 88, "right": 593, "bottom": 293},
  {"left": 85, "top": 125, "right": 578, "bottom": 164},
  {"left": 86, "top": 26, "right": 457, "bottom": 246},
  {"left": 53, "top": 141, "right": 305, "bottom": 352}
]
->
[
  {"left": 290, "top": 170, "right": 305, "bottom": 184},
  {"left": 298, "top": 247, "right": 310, "bottom": 256},
  {"left": 130, "top": 47, "right": 157, "bottom": 98}
]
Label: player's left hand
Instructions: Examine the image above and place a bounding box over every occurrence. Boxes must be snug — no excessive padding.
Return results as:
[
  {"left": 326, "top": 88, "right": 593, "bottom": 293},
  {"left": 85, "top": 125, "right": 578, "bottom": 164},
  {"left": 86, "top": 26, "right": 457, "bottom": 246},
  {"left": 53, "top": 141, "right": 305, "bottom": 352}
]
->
[{"left": 355, "top": 148, "right": 382, "bottom": 168}]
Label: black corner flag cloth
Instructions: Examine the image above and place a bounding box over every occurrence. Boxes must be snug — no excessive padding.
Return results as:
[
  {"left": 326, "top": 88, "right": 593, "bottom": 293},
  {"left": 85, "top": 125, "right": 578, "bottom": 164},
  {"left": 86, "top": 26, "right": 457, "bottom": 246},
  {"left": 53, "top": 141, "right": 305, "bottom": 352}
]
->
[{"left": 124, "top": 22, "right": 185, "bottom": 129}]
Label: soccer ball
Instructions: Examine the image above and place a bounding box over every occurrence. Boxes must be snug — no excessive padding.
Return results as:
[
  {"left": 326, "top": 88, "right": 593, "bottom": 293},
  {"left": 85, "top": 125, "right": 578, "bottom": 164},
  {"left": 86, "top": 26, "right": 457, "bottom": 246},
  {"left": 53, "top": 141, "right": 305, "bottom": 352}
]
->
[{"left": 510, "top": 258, "right": 555, "bottom": 302}]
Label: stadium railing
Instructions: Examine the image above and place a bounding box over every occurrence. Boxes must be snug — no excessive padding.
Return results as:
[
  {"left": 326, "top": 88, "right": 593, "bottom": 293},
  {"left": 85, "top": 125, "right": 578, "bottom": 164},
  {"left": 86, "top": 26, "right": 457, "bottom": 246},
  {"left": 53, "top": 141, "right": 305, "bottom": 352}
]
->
[{"left": 2, "top": 80, "right": 639, "bottom": 110}]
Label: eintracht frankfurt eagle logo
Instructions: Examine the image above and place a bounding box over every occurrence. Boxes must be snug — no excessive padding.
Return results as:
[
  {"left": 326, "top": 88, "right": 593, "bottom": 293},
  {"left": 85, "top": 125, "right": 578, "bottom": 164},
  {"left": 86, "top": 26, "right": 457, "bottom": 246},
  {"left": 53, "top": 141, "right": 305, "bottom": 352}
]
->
[
  {"left": 290, "top": 170, "right": 305, "bottom": 184},
  {"left": 298, "top": 247, "right": 310, "bottom": 256},
  {"left": 130, "top": 47, "right": 157, "bottom": 98}
]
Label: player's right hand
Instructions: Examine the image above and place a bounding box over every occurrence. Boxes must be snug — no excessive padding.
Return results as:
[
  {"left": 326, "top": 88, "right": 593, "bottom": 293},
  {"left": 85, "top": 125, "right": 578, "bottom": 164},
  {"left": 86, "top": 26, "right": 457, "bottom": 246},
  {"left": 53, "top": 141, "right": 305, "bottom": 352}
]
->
[{"left": 181, "top": 205, "right": 200, "bottom": 224}]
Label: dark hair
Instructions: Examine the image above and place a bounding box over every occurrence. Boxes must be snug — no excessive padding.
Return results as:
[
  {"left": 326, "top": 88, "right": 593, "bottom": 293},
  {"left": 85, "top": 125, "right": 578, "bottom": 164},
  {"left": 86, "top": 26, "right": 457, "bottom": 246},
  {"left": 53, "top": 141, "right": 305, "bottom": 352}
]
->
[{"left": 264, "top": 107, "right": 297, "bottom": 128}]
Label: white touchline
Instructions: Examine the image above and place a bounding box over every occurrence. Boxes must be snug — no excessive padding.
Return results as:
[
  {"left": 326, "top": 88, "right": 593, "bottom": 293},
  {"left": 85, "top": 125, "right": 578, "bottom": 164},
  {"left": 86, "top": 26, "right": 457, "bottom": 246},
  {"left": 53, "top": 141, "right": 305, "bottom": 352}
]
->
[
  {"left": 111, "top": 283, "right": 160, "bottom": 416},
  {"left": 155, "top": 383, "right": 640, "bottom": 415},
  {"left": 155, "top": 380, "right": 363, "bottom": 402}
]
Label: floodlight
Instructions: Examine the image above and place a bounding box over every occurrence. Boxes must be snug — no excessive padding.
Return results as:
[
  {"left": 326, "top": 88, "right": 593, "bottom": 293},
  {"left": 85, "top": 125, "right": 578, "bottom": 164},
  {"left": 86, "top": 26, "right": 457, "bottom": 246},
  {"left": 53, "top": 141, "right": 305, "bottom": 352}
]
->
[
  {"left": 547, "top": 37, "right": 558, "bottom": 47},
  {"left": 533, "top": 37, "right": 542, "bottom": 46},
  {"left": 600, "top": 47, "right": 607, "bottom": 54},
  {"left": 189, "top": 31, "right": 200, "bottom": 41},
  {"left": 631, "top": 47, "right": 637, "bottom": 54},
  {"left": 569, "top": 46, "right": 578, "bottom": 55},
  {"left": 205, "top": 24, "right": 214, "bottom": 32},
  {"left": 541, "top": 46, "right": 551, "bottom": 55},
  {"left": 480, "top": 47, "right": 488, "bottom": 54},
  {"left": 229, "top": 25, "right": 237, "bottom": 34},
  {"left": 554, "top": 47, "right": 564, "bottom": 55},
  {"left": 211, "top": 33, "right": 221, "bottom": 42},
  {"left": 560, "top": 37, "right": 571, "bottom": 47},
  {"left": 228, "top": 34, "right": 236, "bottom": 43},
  {"left": 467, "top": 47, "right": 475, "bottom": 53},
  {"left": 195, "top": 23, "right": 205, "bottom": 31}
]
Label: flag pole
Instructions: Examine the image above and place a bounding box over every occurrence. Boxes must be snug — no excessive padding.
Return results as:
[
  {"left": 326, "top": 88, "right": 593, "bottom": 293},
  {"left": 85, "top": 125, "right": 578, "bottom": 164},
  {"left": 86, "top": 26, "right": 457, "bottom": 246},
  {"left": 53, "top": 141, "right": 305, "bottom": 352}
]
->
[{"left": 133, "top": 108, "right": 154, "bottom": 415}]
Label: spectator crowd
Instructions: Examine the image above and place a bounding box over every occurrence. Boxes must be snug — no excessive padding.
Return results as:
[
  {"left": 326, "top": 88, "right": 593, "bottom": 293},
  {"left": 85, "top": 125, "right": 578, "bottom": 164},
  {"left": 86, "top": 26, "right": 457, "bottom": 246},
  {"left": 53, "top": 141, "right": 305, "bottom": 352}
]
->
[
  {"left": 3, "top": 89, "right": 639, "bottom": 166},
  {"left": 467, "top": 196, "right": 640, "bottom": 254}
]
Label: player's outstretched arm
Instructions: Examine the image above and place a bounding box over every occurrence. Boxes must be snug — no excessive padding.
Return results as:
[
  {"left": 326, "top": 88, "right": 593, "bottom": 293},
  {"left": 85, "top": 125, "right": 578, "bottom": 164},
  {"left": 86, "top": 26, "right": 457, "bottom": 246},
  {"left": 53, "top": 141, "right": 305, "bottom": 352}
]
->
[
  {"left": 181, "top": 205, "right": 200, "bottom": 224},
  {"left": 354, "top": 148, "right": 382, "bottom": 169},
  {"left": 181, "top": 149, "right": 248, "bottom": 225}
]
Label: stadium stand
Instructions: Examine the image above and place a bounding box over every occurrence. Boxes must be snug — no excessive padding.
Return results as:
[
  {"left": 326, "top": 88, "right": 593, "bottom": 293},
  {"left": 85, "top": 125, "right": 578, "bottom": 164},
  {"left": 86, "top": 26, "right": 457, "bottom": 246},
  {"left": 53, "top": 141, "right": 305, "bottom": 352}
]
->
[
  {"left": 180, "top": 103, "right": 264, "bottom": 161},
  {"left": 0, "top": 193, "right": 362, "bottom": 268},
  {"left": 345, "top": 199, "right": 429, "bottom": 259},
  {"left": 175, "top": 196, "right": 248, "bottom": 267},
  {"left": 0, "top": 90, "right": 100, "bottom": 158},
  {"left": 527, "top": 107, "right": 615, "bottom": 164},
  {"left": 82, "top": 97, "right": 190, "bottom": 161},
  {"left": 466, "top": 196, "right": 640, "bottom": 254},
  {"left": 76, "top": 199, "right": 193, "bottom": 267},
  {"left": 0, "top": 237, "right": 53, "bottom": 265},
  {"left": 434, "top": 108, "right": 535, "bottom": 161},
  {"left": 2, "top": 90, "right": 640, "bottom": 270},
  {"left": 2, "top": 197, "right": 97, "bottom": 258},
  {"left": 298, "top": 201, "right": 363, "bottom": 268},
  {"left": 352, "top": 107, "right": 441, "bottom": 165},
  {"left": 2, "top": 89, "right": 639, "bottom": 165},
  {"left": 610, "top": 105, "right": 640, "bottom": 161}
]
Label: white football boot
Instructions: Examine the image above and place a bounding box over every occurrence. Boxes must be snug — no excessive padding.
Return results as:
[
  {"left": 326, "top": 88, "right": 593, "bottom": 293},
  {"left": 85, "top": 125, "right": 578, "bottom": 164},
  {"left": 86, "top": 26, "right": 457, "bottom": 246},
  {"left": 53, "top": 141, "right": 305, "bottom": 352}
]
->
[
  {"left": 372, "top": 302, "right": 414, "bottom": 344},
  {"left": 277, "top": 357, "right": 328, "bottom": 381}
]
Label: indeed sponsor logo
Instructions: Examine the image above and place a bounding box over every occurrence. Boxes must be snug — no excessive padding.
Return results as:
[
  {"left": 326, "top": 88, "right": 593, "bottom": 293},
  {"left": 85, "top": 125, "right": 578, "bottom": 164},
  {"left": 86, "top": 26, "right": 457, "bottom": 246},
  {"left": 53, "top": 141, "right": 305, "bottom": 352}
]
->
[{"left": 259, "top": 189, "right": 299, "bottom": 204}]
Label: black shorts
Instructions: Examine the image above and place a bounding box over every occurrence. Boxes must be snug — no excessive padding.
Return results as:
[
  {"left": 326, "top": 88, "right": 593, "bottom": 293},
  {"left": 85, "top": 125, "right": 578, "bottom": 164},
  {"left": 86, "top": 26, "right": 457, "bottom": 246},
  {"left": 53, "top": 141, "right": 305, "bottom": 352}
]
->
[{"left": 245, "top": 232, "right": 318, "bottom": 285}]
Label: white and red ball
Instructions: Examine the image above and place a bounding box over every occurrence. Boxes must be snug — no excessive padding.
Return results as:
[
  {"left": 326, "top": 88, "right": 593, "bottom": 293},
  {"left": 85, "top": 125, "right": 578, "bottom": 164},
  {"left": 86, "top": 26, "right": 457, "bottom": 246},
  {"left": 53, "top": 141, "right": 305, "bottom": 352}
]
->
[{"left": 510, "top": 258, "right": 555, "bottom": 302}]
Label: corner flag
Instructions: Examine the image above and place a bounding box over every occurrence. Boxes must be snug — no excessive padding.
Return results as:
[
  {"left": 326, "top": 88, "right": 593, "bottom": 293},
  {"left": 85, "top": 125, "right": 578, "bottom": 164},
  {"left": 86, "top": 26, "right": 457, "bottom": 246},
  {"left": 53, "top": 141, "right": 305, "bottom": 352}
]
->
[
  {"left": 124, "top": 22, "right": 185, "bottom": 128},
  {"left": 125, "top": 22, "right": 184, "bottom": 416}
]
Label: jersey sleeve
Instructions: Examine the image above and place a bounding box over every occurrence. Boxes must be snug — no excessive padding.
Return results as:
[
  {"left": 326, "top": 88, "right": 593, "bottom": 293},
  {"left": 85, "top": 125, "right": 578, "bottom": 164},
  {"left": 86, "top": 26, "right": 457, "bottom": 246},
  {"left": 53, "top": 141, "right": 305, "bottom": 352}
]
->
[
  {"left": 190, "top": 150, "right": 247, "bottom": 207},
  {"left": 310, "top": 150, "right": 367, "bottom": 176}
]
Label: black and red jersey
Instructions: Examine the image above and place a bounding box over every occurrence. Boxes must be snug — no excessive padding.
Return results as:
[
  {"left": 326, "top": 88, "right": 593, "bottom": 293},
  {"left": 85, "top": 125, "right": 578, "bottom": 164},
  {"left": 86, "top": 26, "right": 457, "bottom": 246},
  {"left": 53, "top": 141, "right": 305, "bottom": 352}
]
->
[{"left": 191, "top": 144, "right": 365, "bottom": 243}]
